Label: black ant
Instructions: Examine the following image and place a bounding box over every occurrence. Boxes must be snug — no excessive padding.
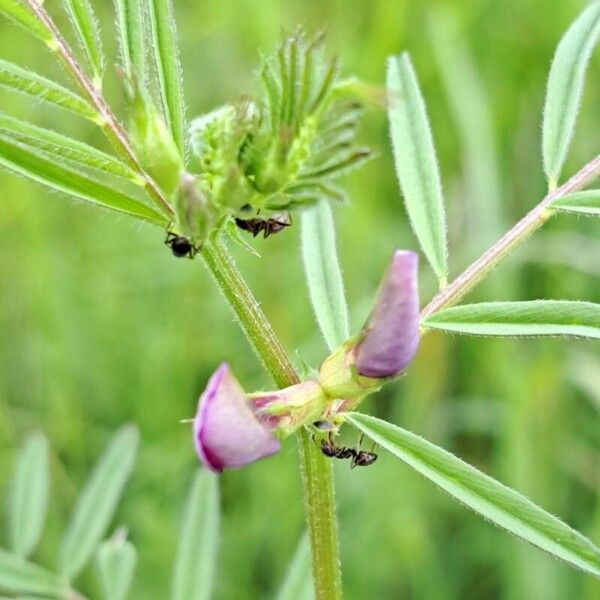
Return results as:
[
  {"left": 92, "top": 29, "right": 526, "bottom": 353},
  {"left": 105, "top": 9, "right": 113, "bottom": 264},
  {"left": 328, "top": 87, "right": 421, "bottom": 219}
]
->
[
  {"left": 320, "top": 435, "right": 356, "bottom": 460},
  {"left": 164, "top": 231, "right": 200, "bottom": 259},
  {"left": 235, "top": 211, "right": 292, "bottom": 239},
  {"left": 318, "top": 432, "right": 378, "bottom": 469}
]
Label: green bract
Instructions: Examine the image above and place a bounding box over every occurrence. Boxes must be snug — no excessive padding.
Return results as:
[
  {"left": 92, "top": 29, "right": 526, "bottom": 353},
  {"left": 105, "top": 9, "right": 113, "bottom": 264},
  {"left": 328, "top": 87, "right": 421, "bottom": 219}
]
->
[{"left": 187, "top": 31, "right": 370, "bottom": 236}]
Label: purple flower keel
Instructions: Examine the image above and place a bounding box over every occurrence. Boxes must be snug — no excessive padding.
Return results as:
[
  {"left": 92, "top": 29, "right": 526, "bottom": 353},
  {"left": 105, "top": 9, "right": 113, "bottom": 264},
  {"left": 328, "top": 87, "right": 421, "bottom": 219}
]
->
[
  {"left": 194, "top": 364, "right": 281, "bottom": 472},
  {"left": 355, "top": 250, "right": 420, "bottom": 378}
]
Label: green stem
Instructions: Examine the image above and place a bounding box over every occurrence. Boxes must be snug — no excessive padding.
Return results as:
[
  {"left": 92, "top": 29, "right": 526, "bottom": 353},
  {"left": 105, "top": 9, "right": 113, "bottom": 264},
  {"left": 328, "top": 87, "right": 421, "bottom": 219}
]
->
[
  {"left": 202, "top": 239, "right": 342, "bottom": 600},
  {"left": 421, "top": 153, "right": 600, "bottom": 318}
]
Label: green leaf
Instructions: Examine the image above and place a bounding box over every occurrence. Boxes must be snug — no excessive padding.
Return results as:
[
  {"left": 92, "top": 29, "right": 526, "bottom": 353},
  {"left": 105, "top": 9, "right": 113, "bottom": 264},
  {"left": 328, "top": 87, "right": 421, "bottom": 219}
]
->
[
  {"left": 0, "top": 0, "right": 52, "bottom": 43},
  {"left": 542, "top": 1, "right": 600, "bottom": 187},
  {"left": 274, "top": 533, "right": 314, "bottom": 600},
  {"left": 422, "top": 301, "right": 600, "bottom": 339},
  {"left": 387, "top": 53, "right": 448, "bottom": 282},
  {"left": 0, "top": 133, "right": 168, "bottom": 225},
  {"left": 114, "top": 0, "right": 145, "bottom": 82},
  {"left": 347, "top": 413, "right": 600, "bottom": 578},
  {"left": 172, "top": 470, "right": 219, "bottom": 600},
  {"left": 147, "top": 0, "right": 185, "bottom": 155},
  {"left": 63, "top": 0, "right": 105, "bottom": 86},
  {"left": 8, "top": 433, "right": 49, "bottom": 560},
  {"left": 60, "top": 426, "right": 139, "bottom": 580},
  {"left": 0, "top": 60, "right": 96, "bottom": 120},
  {"left": 0, "top": 112, "right": 138, "bottom": 181},
  {"left": 0, "top": 549, "right": 68, "bottom": 597},
  {"left": 301, "top": 200, "right": 349, "bottom": 351},
  {"left": 551, "top": 190, "right": 600, "bottom": 216},
  {"left": 96, "top": 532, "right": 137, "bottom": 600}
]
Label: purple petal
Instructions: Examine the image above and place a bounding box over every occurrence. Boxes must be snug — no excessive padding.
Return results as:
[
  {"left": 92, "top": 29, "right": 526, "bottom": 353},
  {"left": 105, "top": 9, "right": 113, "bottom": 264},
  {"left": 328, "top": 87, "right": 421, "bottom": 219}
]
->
[
  {"left": 355, "top": 250, "right": 420, "bottom": 378},
  {"left": 194, "top": 364, "right": 281, "bottom": 472}
]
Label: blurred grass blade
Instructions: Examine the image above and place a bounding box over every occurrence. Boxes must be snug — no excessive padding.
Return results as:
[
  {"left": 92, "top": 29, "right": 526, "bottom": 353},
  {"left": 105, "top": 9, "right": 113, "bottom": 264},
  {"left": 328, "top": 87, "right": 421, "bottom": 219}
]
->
[
  {"left": 63, "top": 0, "right": 105, "bottom": 87},
  {"left": 0, "top": 60, "right": 96, "bottom": 120},
  {"left": 8, "top": 433, "right": 49, "bottom": 559},
  {"left": 542, "top": 2, "right": 600, "bottom": 187},
  {"left": 115, "top": 0, "right": 145, "bottom": 82},
  {"left": 274, "top": 533, "right": 314, "bottom": 600},
  {"left": 172, "top": 470, "right": 219, "bottom": 600},
  {"left": 147, "top": 0, "right": 185, "bottom": 155},
  {"left": 0, "top": 133, "right": 168, "bottom": 225},
  {"left": 551, "top": 190, "right": 600, "bottom": 216},
  {"left": 387, "top": 53, "right": 448, "bottom": 283},
  {"left": 429, "top": 7, "right": 504, "bottom": 247},
  {"left": 97, "top": 532, "right": 137, "bottom": 600},
  {"left": 0, "top": 0, "right": 52, "bottom": 43},
  {"left": 348, "top": 412, "right": 600, "bottom": 578},
  {"left": 0, "top": 112, "right": 138, "bottom": 181},
  {"left": 60, "top": 426, "right": 139, "bottom": 580},
  {"left": 301, "top": 200, "right": 349, "bottom": 351},
  {"left": 422, "top": 301, "right": 600, "bottom": 338},
  {"left": 0, "top": 549, "right": 68, "bottom": 597}
]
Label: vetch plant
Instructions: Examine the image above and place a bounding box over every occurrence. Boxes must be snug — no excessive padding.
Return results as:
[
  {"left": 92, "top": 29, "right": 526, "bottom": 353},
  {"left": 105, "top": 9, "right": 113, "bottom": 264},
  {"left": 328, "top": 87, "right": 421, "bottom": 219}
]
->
[
  {"left": 0, "top": 429, "right": 223, "bottom": 599},
  {"left": 0, "top": 427, "right": 139, "bottom": 599},
  {"left": 0, "top": 1, "right": 599, "bottom": 599}
]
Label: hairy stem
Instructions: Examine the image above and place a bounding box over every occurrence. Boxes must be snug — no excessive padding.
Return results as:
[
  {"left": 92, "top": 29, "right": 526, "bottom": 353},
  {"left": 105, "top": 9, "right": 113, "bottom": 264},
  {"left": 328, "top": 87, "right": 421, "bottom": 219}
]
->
[
  {"left": 422, "top": 154, "right": 600, "bottom": 318},
  {"left": 25, "top": 4, "right": 341, "bottom": 597},
  {"left": 25, "top": 0, "right": 174, "bottom": 218},
  {"left": 202, "top": 240, "right": 342, "bottom": 600}
]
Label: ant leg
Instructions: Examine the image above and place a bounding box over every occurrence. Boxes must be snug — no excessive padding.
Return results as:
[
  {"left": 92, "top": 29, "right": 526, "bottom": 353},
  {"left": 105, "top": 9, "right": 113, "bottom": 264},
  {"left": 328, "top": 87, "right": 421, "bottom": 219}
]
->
[{"left": 356, "top": 432, "right": 365, "bottom": 450}]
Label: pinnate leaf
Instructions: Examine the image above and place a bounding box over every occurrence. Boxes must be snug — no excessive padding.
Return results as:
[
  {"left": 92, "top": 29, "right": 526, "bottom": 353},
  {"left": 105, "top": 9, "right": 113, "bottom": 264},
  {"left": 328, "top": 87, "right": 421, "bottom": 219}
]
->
[
  {"left": 0, "top": 0, "right": 52, "bottom": 43},
  {"left": 387, "top": 53, "right": 448, "bottom": 282},
  {"left": 551, "top": 190, "right": 600, "bottom": 216},
  {"left": 542, "top": 1, "right": 600, "bottom": 187},
  {"left": 0, "top": 133, "right": 168, "bottom": 225},
  {"left": 274, "top": 533, "right": 314, "bottom": 600},
  {"left": 114, "top": 0, "right": 145, "bottom": 82},
  {"left": 348, "top": 412, "right": 600, "bottom": 578},
  {"left": 64, "top": 0, "right": 105, "bottom": 86},
  {"left": 147, "top": 0, "right": 185, "bottom": 155},
  {"left": 422, "top": 301, "right": 600, "bottom": 339},
  {"left": 172, "top": 470, "right": 219, "bottom": 600},
  {"left": 0, "top": 60, "right": 96, "bottom": 120},
  {"left": 0, "top": 549, "right": 68, "bottom": 597},
  {"left": 0, "top": 112, "right": 137, "bottom": 180},
  {"left": 8, "top": 433, "right": 49, "bottom": 559},
  {"left": 97, "top": 532, "right": 137, "bottom": 600},
  {"left": 60, "top": 426, "right": 139, "bottom": 579},
  {"left": 301, "top": 200, "right": 349, "bottom": 351}
]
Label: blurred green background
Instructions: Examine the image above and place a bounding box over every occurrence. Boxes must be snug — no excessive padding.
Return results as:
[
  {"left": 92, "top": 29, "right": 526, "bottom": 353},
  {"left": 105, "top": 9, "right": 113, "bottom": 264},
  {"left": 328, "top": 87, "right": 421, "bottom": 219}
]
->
[{"left": 1, "top": 0, "right": 599, "bottom": 598}]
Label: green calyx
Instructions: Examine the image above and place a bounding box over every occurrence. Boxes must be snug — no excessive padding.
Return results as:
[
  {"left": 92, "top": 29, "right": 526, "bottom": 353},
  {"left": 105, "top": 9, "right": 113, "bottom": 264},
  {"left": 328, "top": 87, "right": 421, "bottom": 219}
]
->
[
  {"left": 184, "top": 29, "right": 370, "bottom": 245},
  {"left": 318, "top": 339, "right": 384, "bottom": 401},
  {"left": 128, "top": 83, "right": 183, "bottom": 200}
]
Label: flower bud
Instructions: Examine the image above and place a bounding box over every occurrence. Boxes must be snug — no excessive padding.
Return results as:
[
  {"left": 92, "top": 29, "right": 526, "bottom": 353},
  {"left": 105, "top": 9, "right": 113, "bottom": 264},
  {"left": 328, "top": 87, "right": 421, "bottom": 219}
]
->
[
  {"left": 319, "top": 250, "right": 420, "bottom": 400},
  {"left": 194, "top": 364, "right": 281, "bottom": 473},
  {"left": 355, "top": 250, "right": 420, "bottom": 378},
  {"left": 128, "top": 85, "right": 183, "bottom": 199}
]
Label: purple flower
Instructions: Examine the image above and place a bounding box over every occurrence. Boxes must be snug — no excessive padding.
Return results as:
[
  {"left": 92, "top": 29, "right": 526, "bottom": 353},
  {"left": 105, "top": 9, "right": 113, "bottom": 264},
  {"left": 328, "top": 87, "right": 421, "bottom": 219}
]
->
[
  {"left": 355, "top": 250, "right": 420, "bottom": 378},
  {"left": 194, "top": 363, "right": 281, "bottom": 473}
]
